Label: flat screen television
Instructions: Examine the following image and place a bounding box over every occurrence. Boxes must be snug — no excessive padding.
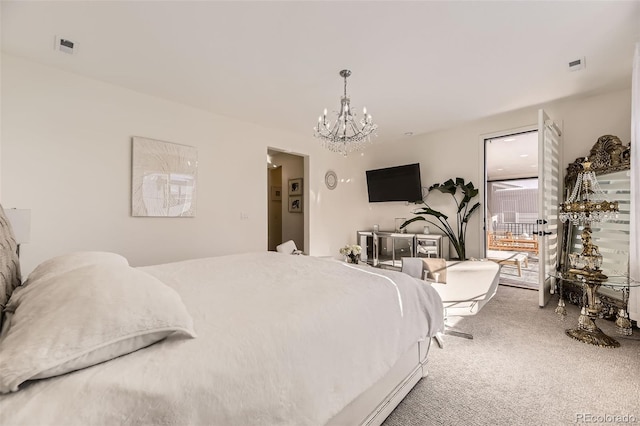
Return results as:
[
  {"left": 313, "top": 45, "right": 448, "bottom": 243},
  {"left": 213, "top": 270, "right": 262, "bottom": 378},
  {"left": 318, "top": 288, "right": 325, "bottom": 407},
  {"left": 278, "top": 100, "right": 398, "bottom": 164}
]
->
[{"left": 366, "top": 163, "right": 423, "bottom": 202}]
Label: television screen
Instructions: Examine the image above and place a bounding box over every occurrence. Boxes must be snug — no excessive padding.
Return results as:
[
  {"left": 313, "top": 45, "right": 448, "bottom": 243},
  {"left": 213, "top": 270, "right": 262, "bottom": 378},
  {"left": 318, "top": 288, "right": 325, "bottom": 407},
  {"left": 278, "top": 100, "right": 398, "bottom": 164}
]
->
[{"left": 366, "top": 163, "right": 423, "bottom": 202}]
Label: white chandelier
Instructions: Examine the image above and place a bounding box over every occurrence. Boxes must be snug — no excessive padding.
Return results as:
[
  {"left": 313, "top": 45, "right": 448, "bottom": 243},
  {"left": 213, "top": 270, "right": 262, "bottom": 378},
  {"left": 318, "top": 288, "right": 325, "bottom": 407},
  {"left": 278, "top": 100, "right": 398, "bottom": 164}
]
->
[
  {"left": 313, "top": 69, "right": 377, "bottom": 156},
  {"left": 559, "top": 160, "right": 619, "bottom": 226}
]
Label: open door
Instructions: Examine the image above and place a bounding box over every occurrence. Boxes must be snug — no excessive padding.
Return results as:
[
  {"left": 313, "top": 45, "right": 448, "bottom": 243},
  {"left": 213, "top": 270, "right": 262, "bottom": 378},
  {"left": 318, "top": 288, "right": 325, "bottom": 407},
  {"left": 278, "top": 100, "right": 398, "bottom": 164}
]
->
[{"left": 537, "top": 109, "right": 562, "bottom": 307}]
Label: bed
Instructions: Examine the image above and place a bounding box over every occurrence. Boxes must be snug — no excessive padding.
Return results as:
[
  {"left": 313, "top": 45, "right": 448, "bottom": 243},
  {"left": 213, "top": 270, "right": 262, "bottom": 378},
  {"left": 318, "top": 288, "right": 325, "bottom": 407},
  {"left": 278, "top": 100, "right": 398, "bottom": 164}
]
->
[{"left": 0, "top": 206, "right": 444, "bottom": 426}]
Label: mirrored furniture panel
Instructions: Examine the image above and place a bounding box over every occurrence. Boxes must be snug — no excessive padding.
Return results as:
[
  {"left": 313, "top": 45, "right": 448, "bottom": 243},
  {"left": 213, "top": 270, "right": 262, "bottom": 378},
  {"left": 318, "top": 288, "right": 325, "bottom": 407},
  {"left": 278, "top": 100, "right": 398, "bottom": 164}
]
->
[
  {"left": 558, "top": 135, "right": 633, "bottom": 332},
  {"left": 356, "top": 231, "right": 449, "bottom": 269},
  {"left": 357, "top": 231, "right": 376, "bottom": 266},
  {"left": 378, "top": 233, "right": 415, "bottom": 268},
  {"left": 415, "top": 234, "right": 448, "bottom": 260}
]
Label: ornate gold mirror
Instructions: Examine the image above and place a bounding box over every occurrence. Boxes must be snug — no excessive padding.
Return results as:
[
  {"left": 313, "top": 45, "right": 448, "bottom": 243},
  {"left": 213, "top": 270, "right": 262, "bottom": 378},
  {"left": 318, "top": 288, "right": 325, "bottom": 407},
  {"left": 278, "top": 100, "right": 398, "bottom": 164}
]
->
[{"left": 558, "top": 135, "right": 631, "bottom": 316}]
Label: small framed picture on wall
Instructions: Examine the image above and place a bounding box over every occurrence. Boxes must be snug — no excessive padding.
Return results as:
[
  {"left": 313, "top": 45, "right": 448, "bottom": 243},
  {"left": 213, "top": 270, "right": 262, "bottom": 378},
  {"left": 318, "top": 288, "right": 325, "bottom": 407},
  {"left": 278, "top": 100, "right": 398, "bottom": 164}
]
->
[
  {"left": 288, "top": 178, "right": 303, "bottom": 196},
  {"left": 288, "top": 196, "right": 303, "bottom": 213},
  {"left": 271, "top": 186, "right": 282, "bottom": 201}
]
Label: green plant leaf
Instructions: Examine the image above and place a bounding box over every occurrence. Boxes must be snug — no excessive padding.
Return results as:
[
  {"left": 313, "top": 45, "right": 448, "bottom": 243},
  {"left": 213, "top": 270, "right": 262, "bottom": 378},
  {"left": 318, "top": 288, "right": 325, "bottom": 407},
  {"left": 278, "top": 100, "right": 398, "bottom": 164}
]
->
[
  {"left": 406, "top": 176, "right": 480, "bottom": 260},
  {"left": 399, "top": 216, "right": 426, "bottom": 229},
  {"left": 422, "top": 207, "right": 449, "bottom": 221},
  {"left": 429, "top": 179, "right": 457, "bottom": 196},
  {"left": 462, "top": 202, "right": 481, "bottom": 223},
  {"left": 461, "top": 182, "right": 479, "bottom": 202}
]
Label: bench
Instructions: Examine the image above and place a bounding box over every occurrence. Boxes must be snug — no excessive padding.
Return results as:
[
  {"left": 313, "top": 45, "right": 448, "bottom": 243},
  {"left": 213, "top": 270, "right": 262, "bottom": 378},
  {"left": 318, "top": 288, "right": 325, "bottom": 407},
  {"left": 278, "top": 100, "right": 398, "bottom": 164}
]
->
[
  {"left": 487, "top": 253, "right": 528, "bottom": 277},
  {"left": 487, "top": 231, "right": 538, "bottom": 253}
]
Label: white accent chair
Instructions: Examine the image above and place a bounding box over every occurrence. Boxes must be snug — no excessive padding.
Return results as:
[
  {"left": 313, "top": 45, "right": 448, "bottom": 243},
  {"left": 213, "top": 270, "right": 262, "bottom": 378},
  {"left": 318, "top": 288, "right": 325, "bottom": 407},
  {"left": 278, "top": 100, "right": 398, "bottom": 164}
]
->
[
  {"left": 276, "top": 240, "right": 303, "bottom": 255},
  {"left": 401, "top": 257, "right": 501, "bottom": 348}
]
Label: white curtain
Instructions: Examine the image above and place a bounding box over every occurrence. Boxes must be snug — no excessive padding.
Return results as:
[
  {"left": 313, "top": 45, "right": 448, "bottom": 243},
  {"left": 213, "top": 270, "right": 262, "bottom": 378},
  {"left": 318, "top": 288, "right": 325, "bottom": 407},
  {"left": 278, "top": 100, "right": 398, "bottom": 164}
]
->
[{"left": 630, "top": 42, "right": 639, "bottom": 322}]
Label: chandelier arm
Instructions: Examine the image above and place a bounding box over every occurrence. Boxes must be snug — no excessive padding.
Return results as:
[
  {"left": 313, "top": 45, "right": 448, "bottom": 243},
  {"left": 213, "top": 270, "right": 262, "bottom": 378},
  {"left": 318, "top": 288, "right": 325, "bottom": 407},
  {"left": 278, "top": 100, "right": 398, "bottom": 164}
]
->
[
  {"left": 330, "top": 121, "right": 342, "bottom": 141},
  {"left": 324, "top": 115, "right": 336, "bottom": 137},
  {"left": 348, "top": 118, "right": 363, "bottom": 136},
  {"left": 338, "top": 98, "right": 347, "bottom": 120}
]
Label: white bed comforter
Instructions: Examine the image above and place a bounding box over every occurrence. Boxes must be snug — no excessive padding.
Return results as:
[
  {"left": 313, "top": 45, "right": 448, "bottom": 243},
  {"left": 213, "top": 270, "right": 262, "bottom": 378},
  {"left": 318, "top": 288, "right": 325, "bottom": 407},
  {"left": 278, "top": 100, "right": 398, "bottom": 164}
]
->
[{"left": 0, "top": 252, "right": 443, "bottom": 426}]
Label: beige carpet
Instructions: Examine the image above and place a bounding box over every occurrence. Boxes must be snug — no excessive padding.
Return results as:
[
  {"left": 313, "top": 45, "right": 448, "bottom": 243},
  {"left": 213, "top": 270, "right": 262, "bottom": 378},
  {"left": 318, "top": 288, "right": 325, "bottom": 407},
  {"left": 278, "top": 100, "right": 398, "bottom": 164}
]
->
[
  {"left": 488, "top": 250, "right": 539, "bottom": 290},
  {"left": 383, "top": 285, "right": 640, "bottom": 426}
]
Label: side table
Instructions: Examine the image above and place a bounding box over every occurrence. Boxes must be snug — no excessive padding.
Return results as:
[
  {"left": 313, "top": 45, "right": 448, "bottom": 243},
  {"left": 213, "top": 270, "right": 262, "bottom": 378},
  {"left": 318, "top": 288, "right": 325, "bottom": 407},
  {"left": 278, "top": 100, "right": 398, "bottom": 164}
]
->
[{"left": 549, "top": 271, "right": 638, "bottom": 348}]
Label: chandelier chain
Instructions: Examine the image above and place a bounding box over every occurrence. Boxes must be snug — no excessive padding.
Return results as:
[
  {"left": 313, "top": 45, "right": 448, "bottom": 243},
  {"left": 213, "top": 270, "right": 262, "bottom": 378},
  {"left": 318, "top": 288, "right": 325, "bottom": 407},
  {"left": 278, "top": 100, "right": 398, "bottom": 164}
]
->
[{"left": 343, "top": 74, "right": 347, "bottom": 97}]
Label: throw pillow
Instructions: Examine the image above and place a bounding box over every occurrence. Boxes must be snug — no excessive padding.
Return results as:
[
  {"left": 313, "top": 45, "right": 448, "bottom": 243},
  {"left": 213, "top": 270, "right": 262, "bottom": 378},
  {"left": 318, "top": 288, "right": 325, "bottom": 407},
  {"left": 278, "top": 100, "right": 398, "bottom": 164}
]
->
[{"left": 0, "top": 263, "right": 196, "bottom": 393}]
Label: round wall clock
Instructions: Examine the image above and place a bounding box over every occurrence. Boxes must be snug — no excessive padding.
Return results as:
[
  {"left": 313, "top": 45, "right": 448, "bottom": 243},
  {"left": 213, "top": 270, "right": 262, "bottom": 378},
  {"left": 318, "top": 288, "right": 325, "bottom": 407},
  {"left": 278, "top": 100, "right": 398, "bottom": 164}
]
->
[{"left": 325, "top": 170, "right": 338, "bottom": 190}]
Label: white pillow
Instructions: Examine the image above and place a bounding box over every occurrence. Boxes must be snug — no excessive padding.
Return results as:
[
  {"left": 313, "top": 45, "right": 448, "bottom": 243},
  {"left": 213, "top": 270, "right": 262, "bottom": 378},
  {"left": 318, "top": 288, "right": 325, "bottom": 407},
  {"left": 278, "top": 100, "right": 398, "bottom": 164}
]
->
[
  {"left": 0, "top": 263, "right": 196, "bottom": 393},
  {"left": 23, "top": 251, "right": 129, "bottom": 286}
]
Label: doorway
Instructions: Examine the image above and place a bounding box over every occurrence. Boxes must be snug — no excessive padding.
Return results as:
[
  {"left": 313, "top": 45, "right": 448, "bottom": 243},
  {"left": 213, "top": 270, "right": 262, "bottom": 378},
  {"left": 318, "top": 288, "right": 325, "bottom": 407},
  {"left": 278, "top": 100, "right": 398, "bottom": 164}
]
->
[
  {"left": 484, "top": 130, "right": 540, "bottom": 289},
  {"left": 267, "top": 149, "right": 305, "bottom": 252}
]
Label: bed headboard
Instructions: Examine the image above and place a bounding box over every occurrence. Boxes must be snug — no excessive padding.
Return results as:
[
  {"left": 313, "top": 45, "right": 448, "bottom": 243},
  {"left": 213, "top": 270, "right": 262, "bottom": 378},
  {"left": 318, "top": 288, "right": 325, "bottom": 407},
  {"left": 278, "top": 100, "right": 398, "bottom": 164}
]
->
[{"left": 0, "top": 204, "right": 22, "bottom": 310}]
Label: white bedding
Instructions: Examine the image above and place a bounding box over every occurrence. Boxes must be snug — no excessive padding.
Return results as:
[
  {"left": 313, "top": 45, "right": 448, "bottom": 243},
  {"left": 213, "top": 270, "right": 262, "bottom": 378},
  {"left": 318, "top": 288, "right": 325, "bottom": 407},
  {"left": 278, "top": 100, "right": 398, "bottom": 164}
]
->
[{"left": 0, "top": 252, "right": 443, "bottom": 426}]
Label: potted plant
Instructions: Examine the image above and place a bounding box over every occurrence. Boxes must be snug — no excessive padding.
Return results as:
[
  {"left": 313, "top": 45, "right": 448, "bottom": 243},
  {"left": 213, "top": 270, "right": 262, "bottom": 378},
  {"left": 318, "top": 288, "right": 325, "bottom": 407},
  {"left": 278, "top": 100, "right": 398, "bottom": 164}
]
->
[{"left": 400, "top": 178, "right": 480, "bottom": 260}]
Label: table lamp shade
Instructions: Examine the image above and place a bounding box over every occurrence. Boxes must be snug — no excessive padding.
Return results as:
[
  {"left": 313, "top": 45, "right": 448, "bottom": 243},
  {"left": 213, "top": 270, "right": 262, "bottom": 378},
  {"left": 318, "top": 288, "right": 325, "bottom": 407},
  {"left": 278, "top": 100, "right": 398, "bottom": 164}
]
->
[{"left": 5, "top": 209, "right": 31, "bottom": 244}]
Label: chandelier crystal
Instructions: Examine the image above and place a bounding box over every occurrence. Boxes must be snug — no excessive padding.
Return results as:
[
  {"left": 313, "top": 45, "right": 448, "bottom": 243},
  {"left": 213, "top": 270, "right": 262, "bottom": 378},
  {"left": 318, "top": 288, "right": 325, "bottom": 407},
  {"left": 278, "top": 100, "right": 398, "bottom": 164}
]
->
[
  {"left": 559, "top": 160, "right": 619, "bottom": 226},
  {"left": 313, "top": 69, "right": 377, "bottom": 156}
]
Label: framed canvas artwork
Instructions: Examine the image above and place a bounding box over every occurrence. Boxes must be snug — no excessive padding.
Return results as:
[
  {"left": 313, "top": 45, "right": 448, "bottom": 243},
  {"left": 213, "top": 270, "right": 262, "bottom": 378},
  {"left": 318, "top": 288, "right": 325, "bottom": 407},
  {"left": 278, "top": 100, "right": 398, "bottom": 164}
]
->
[
  {"left": 271, "top": 186, "right": 282, "bottom": 201},
  {"left": 288, "top": 196, "right": 303, "bottom": 213},
  {"left": 288, "top": 178, "right": 303, "bottom": 196},
  {"left": 131, "top": 136, "right": 198, "bottom": 217}
]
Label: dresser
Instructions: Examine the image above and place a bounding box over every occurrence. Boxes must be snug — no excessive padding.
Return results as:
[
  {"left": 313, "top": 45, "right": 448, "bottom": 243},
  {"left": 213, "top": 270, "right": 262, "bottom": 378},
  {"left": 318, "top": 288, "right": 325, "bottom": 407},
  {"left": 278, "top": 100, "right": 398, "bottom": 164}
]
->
[{"left": 356, "top": 231, "right": 449, "bottom": 269}]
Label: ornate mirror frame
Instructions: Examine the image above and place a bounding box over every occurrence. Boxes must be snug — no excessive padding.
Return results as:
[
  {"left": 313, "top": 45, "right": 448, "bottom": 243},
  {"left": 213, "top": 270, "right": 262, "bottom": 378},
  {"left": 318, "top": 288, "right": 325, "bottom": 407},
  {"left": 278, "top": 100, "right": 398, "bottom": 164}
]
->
[{"left": 558, "top": 135, "right": 631, "bottom": 315}]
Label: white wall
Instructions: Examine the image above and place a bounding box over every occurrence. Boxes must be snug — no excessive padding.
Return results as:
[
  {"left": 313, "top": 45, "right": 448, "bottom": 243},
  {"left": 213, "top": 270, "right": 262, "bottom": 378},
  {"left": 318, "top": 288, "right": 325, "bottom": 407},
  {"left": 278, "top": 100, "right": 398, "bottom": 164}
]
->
[
  {"left": 334, "top": 89, "right": 632, "bottom": 259},
  {"left": 1, "top": 53, "right": 631, "bottom": 275},
  {"left": 0, "top": 54, "right": 347, "bottom": 276}
]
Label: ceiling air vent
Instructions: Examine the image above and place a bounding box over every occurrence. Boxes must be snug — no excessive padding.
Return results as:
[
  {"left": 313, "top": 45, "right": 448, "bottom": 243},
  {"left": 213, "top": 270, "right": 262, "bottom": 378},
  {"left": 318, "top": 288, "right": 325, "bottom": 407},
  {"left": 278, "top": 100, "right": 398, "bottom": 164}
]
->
[
  {"left": 568, "top": 57, "right": 585, "bottom": 72},
  {"left": 54, "top": 36, "right": 76, "bottom": 54}
]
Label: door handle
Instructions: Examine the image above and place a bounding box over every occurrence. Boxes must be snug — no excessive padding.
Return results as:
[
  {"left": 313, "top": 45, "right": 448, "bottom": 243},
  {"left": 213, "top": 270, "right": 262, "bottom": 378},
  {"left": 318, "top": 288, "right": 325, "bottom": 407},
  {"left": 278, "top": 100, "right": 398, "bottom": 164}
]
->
[{"left": 537, "top": 231, "right": 553, "bottom": 236}]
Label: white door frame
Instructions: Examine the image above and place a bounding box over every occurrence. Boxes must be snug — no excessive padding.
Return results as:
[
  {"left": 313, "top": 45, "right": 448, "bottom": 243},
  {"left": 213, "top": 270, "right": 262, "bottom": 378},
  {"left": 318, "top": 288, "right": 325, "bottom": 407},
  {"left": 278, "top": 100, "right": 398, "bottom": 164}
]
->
[
  {"left": 478, "top": 124, "right": 538, "bottom": 257},
  {"left": 537, "top": 109, "right": 563, "bottom": 307},
  {"left": 266, "top": 148, "right": 309, "bottom": 253}
]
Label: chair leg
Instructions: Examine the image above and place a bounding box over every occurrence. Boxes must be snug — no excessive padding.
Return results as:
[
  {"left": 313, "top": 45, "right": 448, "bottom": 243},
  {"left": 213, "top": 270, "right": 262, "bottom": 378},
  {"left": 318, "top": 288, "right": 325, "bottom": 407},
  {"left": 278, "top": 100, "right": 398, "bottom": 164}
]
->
[
  {"left": 444, "top": 328, "right": 473, "bottom": 340},
  {"left": 443, "top": 314, "right": 474, "bottom": 340}
]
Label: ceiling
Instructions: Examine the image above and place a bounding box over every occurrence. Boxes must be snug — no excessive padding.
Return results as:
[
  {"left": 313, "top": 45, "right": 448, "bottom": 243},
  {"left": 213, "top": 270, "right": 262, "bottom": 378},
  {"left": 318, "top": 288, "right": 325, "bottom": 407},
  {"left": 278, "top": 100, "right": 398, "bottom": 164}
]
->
[
  {"left": 486, "top": 131, "right": 539, "bottom": 181},
  {"left": 2, "top": 1, "right": 639, "bottom": 147}
]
